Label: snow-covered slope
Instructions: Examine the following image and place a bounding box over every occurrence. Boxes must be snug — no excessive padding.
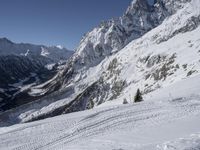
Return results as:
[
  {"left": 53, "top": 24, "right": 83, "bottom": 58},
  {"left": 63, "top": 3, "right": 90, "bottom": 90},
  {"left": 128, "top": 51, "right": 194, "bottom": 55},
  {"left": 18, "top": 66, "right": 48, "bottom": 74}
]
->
[
  {"left": 1, "top": 0, "right": 200, "bottom": 126},
  {"left": 1, "top": 0, "right": 200, "bottom": 149},
  {"left": 0, "top": 75, "right": 200, "bottom": 150}
]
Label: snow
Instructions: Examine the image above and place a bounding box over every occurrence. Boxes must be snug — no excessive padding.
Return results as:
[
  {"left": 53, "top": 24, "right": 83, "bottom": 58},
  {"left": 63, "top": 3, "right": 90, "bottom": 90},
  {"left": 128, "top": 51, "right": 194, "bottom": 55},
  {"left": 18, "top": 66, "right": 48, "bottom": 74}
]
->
[
  {"left": 2, "top": 68, "right": 200, "bottom": 149},
  {"left": 1, "top": 0, "right": 200, "bottom": 126},
  {"left": 0, "top": 0, "right": 200, "bottom": 149},
  {"left": 0, "top": 38, "right": 73, "bottom": 63},
  {"left": 45, "top": 63, "right": 56, "bottom": 70},
  {"left": 20, "top": 49, "right": 30, "bottom": 56},
  {"left": 56, "top": 45, "right": 63, "bottom": 49},
  {"left": 1, "top": 77, "right": 200, "bottom": 149},
  {"left": 40, "top": 47, "right": 50, "bottom": 57}
]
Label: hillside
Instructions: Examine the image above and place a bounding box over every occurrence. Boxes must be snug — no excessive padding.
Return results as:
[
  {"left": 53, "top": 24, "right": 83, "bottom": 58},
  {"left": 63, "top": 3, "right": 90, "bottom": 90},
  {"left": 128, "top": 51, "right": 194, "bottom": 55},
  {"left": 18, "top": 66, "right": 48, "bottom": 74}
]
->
[
  {"left": 0, "top": 75, "right": 200, "bottom": 149},
  {"left": 0, "top": 0, "right": 199, "bottom": 125},
  {"left": 0, "top": 0, "right": 200, "bottom": 149},
  {"left": 0, "top": 38, "right": 73, "bottom": 112}
]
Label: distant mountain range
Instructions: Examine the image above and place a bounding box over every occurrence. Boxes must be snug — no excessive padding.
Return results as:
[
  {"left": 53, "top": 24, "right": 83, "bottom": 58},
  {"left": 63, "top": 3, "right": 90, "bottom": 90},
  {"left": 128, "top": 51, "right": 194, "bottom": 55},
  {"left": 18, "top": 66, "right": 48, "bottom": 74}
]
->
[{"left": 0, "top": 38, "right": 73, "bottom": 111}]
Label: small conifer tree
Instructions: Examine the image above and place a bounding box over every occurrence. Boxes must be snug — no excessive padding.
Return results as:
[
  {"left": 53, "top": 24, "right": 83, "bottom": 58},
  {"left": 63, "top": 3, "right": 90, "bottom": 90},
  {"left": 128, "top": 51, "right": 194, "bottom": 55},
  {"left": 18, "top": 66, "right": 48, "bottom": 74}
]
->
[
  {"left": 134, "top": 89, "right": 143, "bottom": 103},
  {"left": 123, "top": 98, "right": 128, "bottom": 104}
]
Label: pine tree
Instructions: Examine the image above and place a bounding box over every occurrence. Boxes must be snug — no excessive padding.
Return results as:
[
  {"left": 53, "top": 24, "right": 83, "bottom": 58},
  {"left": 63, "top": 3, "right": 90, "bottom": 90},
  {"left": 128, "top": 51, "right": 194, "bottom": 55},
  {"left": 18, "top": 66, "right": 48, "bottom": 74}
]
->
[
  {"left": 123, "top": 98, "right": 128, "bottom": 104},
  {"left": 134, "top": 89, "right": 143, "bottom": 103}
]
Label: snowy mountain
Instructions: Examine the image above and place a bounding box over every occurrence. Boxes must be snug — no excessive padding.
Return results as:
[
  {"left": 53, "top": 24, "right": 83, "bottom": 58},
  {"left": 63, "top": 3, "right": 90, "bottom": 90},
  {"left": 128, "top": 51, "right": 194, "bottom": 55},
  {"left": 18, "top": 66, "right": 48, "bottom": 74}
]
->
[
  {"left": 0, "top": 38, "right": 73, "bottom": 112},
  {"left": 0, "top": 37, "right": 73, "bottom": 62},
  {"left": 0, "top": 0, "right": 200, "bottom": 127},
  {"left": 1, "top": 74, "right": 200, "bottom": 149},
  {"left": 1, "top": 0, "right": 200, "bottom": 149}
]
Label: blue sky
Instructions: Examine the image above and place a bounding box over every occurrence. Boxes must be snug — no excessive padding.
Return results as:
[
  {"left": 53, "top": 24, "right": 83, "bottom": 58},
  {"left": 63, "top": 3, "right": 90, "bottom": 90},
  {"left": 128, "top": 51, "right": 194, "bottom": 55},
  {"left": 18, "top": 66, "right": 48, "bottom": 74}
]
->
[{"left": 0, "top": 0, "right": 132, "bottom": 50}]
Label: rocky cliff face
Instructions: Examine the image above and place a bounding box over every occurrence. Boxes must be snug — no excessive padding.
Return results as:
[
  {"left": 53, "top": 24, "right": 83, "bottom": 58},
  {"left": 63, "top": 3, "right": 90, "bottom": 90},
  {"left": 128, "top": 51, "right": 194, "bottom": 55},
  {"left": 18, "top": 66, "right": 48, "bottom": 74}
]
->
[
  {"left": 1, "top": 0, "right": 200, "bottom": 126},
  {"left": 30, "top": 0, "right": 190, "bottom": 98},
  {"left": 74, "top": 0, "right": 169, "bottom": 66},
  {"left": 31, "top": 0, "right": 174, "bottom": 93}
]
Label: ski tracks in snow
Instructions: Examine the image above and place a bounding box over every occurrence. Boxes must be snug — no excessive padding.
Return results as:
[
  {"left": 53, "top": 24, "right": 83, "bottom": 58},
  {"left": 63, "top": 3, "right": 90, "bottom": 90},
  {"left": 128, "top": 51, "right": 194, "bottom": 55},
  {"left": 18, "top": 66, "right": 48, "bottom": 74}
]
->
[{"left": 0, "top": 97, "right": 200, "bottom": 150}]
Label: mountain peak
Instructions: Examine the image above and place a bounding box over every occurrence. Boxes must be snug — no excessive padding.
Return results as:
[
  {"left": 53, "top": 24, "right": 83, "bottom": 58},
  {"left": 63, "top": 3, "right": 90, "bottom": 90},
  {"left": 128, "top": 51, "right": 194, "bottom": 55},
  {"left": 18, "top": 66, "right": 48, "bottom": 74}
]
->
[
  {"left": 128, "top": 0, "right": 152, "bottom": 13},
  {"left": 0, "top": 37, "right": 13, "bottom": 44}
]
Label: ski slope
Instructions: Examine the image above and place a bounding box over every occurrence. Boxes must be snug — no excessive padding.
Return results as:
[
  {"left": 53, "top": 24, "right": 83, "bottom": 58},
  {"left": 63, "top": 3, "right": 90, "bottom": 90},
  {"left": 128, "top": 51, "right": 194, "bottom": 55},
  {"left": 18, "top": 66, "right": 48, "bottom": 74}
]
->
[
  {"left": 1, "top": 0, "right": 200, "bottom": 125},
  {"left": 0, "top": 75, "right": 200, "bottom": 150},
  {"left": 1, "top": 0, "right": 200, "bottom": 149}
]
